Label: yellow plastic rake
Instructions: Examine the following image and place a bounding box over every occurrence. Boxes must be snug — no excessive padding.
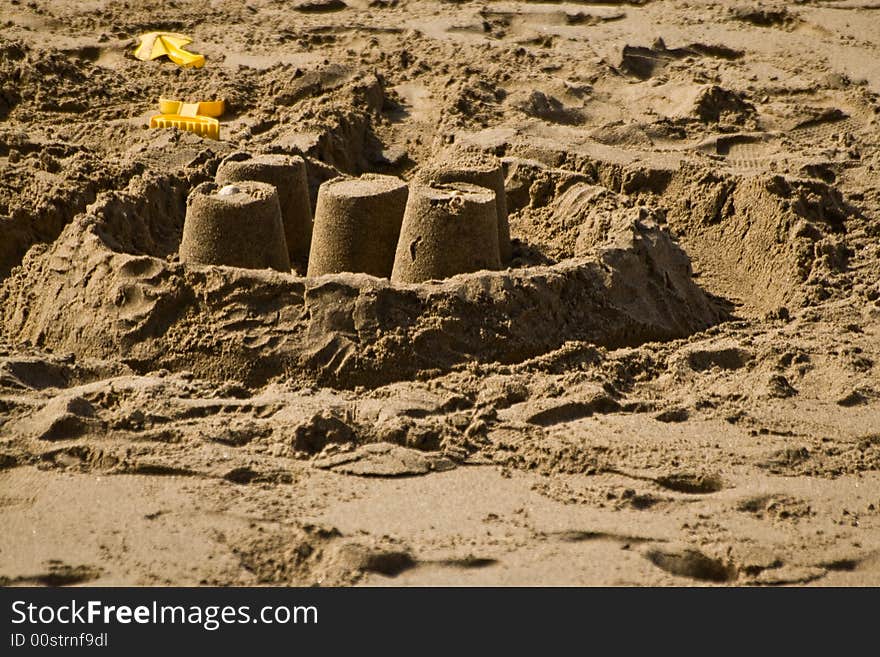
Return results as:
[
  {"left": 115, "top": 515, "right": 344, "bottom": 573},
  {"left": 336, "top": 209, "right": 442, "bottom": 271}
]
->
[{"left": 149, "top": 98, "right": 225, "bottom": 140}]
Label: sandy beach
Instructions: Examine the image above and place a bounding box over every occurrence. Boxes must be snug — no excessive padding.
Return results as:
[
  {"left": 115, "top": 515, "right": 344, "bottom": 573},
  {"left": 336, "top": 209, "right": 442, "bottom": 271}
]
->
[{"left": 1, "top": 0, "right": 879, "bottom": 586}]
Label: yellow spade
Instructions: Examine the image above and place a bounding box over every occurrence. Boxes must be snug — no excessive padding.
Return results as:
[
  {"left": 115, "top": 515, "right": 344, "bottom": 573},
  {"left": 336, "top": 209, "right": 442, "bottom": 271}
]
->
[
  {"left": 134, "top": 32, "right": 205, "bottom": 69},
  {"left": 149, "top": 98, "right": 225, "bottom": 140}
]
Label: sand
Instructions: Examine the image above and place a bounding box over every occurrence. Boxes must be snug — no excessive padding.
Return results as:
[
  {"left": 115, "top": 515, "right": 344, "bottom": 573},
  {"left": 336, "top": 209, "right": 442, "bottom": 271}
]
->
[
  {"left": 391, "top": 181, "right": 501, "bottom": 283},
  {"left": 307, "top": 173, "right": 408, "bottom": 278},
  {"left": 1, "top": 0, "right": 879, "bottom": 587}
]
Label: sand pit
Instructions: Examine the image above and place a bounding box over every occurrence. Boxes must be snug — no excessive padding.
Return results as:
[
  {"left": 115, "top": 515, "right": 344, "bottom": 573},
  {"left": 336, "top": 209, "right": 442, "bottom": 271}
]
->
[
  {"left": 1, "top": 0, "right": 879, "bottom": 589},
  {"left": 216, "top": 152, "right": 313, "bottom": 273}
]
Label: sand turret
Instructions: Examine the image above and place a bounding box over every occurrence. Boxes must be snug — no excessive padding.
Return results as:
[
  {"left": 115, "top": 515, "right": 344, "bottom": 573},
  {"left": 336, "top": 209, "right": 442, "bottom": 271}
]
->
[
  {"left": 307, "top": 174, "right": 409, "bottom": 278},
  {"left": 216, "top": 152, "right": 313, "bottom": 273},
  {"left": 391, "top": 181, "right": 500, "bottom": 283},
  {"left": 179, "top": 181, "right": 291, "bottom": 272},
  {"left": 416, "top": 149, "right": 511, "bottom": 263}
]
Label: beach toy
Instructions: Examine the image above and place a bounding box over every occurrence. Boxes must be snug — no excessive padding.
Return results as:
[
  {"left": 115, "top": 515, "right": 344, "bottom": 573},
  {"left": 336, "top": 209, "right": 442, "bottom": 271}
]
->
[
  {"left": 134, "top": 32, "right": 205, "bottom": 69},
  {"left": 159, "top": 99, "right": 224, "bottom": 117},
  {"left": 149, "top": 98, "right": 224, "bottom": 140}
]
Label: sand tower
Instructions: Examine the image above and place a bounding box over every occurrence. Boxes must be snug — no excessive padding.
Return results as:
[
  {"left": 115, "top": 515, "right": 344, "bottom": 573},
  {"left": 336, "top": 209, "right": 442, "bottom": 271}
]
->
[
  {"left": 391, "top": 182, "right": 500, "bottom": 284},
  {"left": 215, "top": 152, "right": 313, "bottom": 272},
  {"left": 307, "top": 174, "right": 409, "bottom": 278},
  {"left": 416, "top": 149, "right": 511, "bottom": 264},
  {"left": 179, "top": 181, "right": 291, "bottom": 272}
]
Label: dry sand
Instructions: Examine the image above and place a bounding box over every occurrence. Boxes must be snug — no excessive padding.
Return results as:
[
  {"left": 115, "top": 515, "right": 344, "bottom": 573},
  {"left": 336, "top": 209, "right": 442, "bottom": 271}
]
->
[{"left": 1, "top": 0, "right": 879, "bottom": 586}]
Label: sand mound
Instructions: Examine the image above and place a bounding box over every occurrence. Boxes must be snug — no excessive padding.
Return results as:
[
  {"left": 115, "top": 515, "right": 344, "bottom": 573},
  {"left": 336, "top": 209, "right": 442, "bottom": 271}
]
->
[
  {"left": 661, "top": 167, "right": 853, "bottom": 313},
  {"left": 0, "top": 127, "right": 141, "bottom": 278},
  {"left": 501, "top": 146, "right": 854, "bottom": 316}
]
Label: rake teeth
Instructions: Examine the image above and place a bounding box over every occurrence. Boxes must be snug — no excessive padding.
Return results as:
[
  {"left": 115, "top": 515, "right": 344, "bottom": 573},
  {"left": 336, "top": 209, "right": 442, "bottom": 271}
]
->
[{"left": 149, "top": 114, "right": 220, "bottom": 140}]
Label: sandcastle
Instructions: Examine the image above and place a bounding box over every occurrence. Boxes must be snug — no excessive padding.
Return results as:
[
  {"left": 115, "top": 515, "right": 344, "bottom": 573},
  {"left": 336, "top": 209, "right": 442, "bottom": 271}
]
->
[
  {"left": 391, "top": 182, "right": 501, "bottom": 284},
  {"left": 215, "top": 153, "right": 313, "bottom": 272},
  {"left": 179, "top": 181, "right": 291, "bottom": 272},
  {"left": 416, "top": 150, "right": 512, "bottom": 264},
  {"left": 1, "top": 169, "right": 722, "bottom": 389},
  {"left": 307, "top": 174, "right": 409, "bottom": 278}
]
